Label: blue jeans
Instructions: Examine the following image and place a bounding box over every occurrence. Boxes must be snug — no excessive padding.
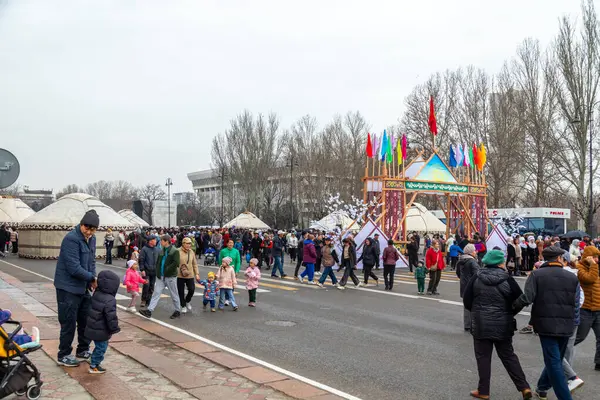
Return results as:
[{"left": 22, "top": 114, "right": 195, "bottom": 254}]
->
[
  {"left": 218, "top": 289, "right": 237, "bottom": 309},
  {"left": 203, "top": 299, "right": 216, "bottom": 308},
  {"left": 537, "top": 335, "right": 572, "bottom": 400},
  {"left": 272, "top": 255, "right": 284, "bottom": 277},
  {"left": 301, "top": 263, "right": 315, "bottom": 281},
  {"left": 575, "top": 309, "right": 600, "bottom": 364},
  {"left": 90, "top": 340, "right": 108, "bottom": 367},
  {"left": 318, "top": 266, "right": 337, "bottom": 285}
]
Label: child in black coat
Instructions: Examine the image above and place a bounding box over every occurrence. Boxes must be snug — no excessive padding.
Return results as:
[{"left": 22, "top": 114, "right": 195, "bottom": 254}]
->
[{"left": 84, "top": 270, "right": 120, "bottom": 374}]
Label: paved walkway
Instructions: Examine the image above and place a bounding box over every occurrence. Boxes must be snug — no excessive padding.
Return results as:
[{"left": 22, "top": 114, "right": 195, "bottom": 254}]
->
[{"left": 0, "top": 270, "right": 341, "bottom": 400}]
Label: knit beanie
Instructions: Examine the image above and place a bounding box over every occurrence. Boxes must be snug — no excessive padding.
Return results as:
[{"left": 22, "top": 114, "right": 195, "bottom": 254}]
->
[
  {"left": 482, "top": 249, "right": 505, "bottom": 266},
  {"left": 80, "top": 210, "right": 100, "bottom": 228}
]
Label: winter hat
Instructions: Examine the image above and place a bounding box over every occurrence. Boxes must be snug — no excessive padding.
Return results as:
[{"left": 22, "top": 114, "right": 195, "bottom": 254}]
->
[
  {"left": 581, "top": 245, "right": 600, "bottom": 259},
  {"left": 250, "top": 258, "right": 258, "bottom": 265},
  {"left": 127, "top": 260, "right": 137, "bottom": 268},
  {"left": 182, "top": 237, "right": 192, "bottom": 245},
  {"left": 207, "top": 272, "right": 215, "bottom": 279},
  {"left": 463, "top": 244, "right": 477, "bottom": 255},
  {"left": 482, "top": 249, "right": 505, "bottom": 266},
  {"left": 80, "top": 210, "right": 99, "bottom": 228},
  {"left": 133, "top": 246, "right": 138, "bottom": 251},
  {"left": 222, "top": 256, "right": 232, "bottom": 266},
  {"left": 542, "top": 245, "right": 565, "bottom": 260}
]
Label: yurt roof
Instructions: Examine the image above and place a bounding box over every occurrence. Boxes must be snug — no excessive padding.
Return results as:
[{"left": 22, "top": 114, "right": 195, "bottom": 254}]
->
[
  {"left": 20, "top": 193, "right": 134, "bottom": 230},
  {"left": 118, "top": 209, "right": 149, "bottom": 227},
  {"left": 0, "top": 197, "right": 35, "bottom": 225},
  {"left": 223, "top": 211, "right": 270, "bottom": 230},
  {"left": 406, "top": 202, "right": 447, "bottom": 233}
]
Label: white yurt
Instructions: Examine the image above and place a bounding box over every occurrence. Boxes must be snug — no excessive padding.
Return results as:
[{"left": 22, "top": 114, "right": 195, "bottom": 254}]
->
[
  {"left": 223, "top": 211, "right": 270, "bottom": 230},
  {"left": 118, "top": 209, "right": 149, "bottom": 228},
  {"left": 0, "top": 197, "right": 35, "bottom": 227},
  {"left": 19, "top": 193, "right": 135, "bottom": 259},
  {"left": 405, "top": 203, "right": 447, "bottom": 234},
  {"left": 310, "top": 211, "right": 360, "bottom": 232}
]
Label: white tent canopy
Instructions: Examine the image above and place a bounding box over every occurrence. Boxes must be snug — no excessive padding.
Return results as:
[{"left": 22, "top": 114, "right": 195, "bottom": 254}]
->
[
  {"left": 224, "top": 211, "right": 270, "bottom": 230},
  {"left": 406, "top": 203, "right": 447, "bottom": 234},
  {"left": 19, "top": 193, "right": 135, "bottom": 259},
  {"left": 0, "top": 197, "right": 35, "bottom": 226},
  {"left": 310, "top": 211, "right": 360, "bottom": 232},
  {"left": 118, "top": 209, "right": 149, "bottom": 228}
]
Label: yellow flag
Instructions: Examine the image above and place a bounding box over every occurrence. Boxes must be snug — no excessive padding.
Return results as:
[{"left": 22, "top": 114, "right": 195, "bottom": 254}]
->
[{"left": 397, "top": 136, "right": 402, "bottom": 165}]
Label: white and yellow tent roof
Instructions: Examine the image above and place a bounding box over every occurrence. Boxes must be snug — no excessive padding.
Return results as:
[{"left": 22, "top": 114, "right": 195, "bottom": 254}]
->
[
  {"left": 0, "top": 197, "right": 35, "bottom": 225},
  {"left": 224, "top": 211, "right": 270, "bottom": 230}
]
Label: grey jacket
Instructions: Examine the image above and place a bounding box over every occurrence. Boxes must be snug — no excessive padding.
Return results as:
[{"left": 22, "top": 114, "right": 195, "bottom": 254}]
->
[{"left": 139, "top": 245, "right": 161, "bottom": 274}]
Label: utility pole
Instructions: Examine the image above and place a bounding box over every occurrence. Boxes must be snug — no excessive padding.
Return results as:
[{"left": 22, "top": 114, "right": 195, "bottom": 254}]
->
[
  {"left": 219, "top": 166, "right": 228, "bottom": 228},
  {"left": 165, "top": 178, "right": 173, "bottom": 228},
  {"left": 287, "top": 154, "right": 299, "bottom": 229}
]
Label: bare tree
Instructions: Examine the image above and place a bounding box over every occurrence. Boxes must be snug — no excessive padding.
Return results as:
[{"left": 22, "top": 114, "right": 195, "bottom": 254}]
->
[
  {"left": 139, "top": 183, "right": 167, "bottom": 225},
  {"left": 0, "top": 183, "right": 20, "bottom": 196},
  {"left": 85, "top": 180, "right": 114, "bottom": 200},
  {"left": 546, "top": 0, "right": 600, "bottom": 230},
  {"left": 55, "top": 184, "right": 82, "bottom": 199}
]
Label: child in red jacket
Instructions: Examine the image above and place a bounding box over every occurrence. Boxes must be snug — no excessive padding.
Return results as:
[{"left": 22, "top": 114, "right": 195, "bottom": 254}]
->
[{"left": 124, "top": 260, "right": 147, "bottom": 312}]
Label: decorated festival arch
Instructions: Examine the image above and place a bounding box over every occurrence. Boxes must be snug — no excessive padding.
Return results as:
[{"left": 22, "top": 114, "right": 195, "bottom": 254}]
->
[{"left": 362, "top": 134, "right": 489, "bottom": 243}]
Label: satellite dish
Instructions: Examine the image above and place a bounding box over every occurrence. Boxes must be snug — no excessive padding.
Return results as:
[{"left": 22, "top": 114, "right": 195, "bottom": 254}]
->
[{"left": 0, "top": 149, "right": 20, "bottom": 189}]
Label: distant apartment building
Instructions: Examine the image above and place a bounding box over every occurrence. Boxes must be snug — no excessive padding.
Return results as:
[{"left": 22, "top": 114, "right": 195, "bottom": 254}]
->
[
  {"left": 18, "top": 186, "right": 55, "bottom": 211},
  {"left": 172, "top": 191, "right": 196, "bottom": 205}
]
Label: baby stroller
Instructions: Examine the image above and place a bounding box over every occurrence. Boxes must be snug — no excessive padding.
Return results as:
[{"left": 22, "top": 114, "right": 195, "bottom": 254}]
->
[
  {"left": 0, "top": 317, "right": 43, "bottom": 399},
  {"left": 204, "top": 244, "right": 217, "bottom": 266}
]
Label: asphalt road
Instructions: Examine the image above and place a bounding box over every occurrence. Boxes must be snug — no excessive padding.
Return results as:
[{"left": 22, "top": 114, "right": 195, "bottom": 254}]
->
[{"left": 0, "top": 255, "right": 598, "bottom": 400}]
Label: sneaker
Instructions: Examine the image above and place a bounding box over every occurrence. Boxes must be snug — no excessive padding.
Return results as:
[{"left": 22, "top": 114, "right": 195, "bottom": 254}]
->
[
  {"left": 89, "top": 365, "right": 107, "bottom": 374},
  {"left": 186, "top": 303, "right": 192, "bottom": 311},
  {"left": 233, "top": 306, "right": 239, "bottom": 311},
  {"left": 299, "top": 277, "right": 306, "bottom": 284},
  {"left": 294, "top": 276, "right": 299, "bottom": 280},
  {"left": 308, "top": 281, "right": 316, "bottom": 285},
  {"left": 170, "top": 311, "right": 180, "bottom": 319},
  {"left": 248, "top": 302, "right": 255, "bottom": 307},
  {"left": 534, "top": 390, "right": 547, "bottom": 400},
  {"left": 224, "top": 300, "right": 230, "bottom": 306},
  {"left": 203, "top": 304, "right": 207, "bottom": 310},
  {"left": 568, "top": 377, "right": 584, "bottom": 393},
  {"left": 271, "top": 274, "right": 279, "bottom": 278},
  {"left": 363, "top": 283, "right": 369, "bottom": 287},
  {"left": 282, "top": 274, "right": 288, "bottom": 278},
  {"left": 519, "top": 326, "right": 534, "bottom": 334},
  {"left": 181, "top": 307, "right": 187, "bottom": 314},
  {"left": 127, "top": 307, "right": 137, "bottom": 313},
  {"left": 469, "top": 390, "right": 489, "bottom": 399},
  {"left": 317, "top": 283, "right": 324, "bottom": 288},
  {"left": 315, "top": 272, "right": 321, "bottom": 276},
  {"left": 355, "top": 283, "right": 362, "bottom": 288},
  {"left": 57, "top": 355, "right": 80, "bottom": 367},
  {"left": 337, "top": 285, "right": 345, "bottom": 290},
  {"left": 76, "top": 350, "right": 91, "bottom": 360},
  {"left": 521, "top": 389, "right": 533, "bottom": 399},
  {"left": 139, "top": 309, "right": 152, "bottom": 318},
  {"left": 433, "top": 291, "right": 441, "bottom": 296},
  {"left": 211, "top": 308, "right": 216, "bottom": 312},
  {"left": 426, "top": 291, "right": 432, "bottom": 295}
]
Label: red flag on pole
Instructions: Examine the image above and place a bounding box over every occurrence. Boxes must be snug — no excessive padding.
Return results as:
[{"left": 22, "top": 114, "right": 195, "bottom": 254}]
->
[
  {"left": 366, "top": 132, "right": 373, "bottom": 158},
  {"left": 428, "top": 96, "right": 438, "bottom": 136}
]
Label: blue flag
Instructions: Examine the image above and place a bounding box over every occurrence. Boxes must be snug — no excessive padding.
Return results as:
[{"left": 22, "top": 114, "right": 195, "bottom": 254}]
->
[
  {"left": 449, "top": 145, "right": 457, "bottom": 167},
  {"left": 380, "top": 130, "right": 387, "bottom": 162}
]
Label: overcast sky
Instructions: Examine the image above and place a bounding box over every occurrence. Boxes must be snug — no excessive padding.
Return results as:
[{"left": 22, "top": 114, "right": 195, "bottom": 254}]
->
[{"left": 0, "top": 0, "right": 583, "bottom": 194}]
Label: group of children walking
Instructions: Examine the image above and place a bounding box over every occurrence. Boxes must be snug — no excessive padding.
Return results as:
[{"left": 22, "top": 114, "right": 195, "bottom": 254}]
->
[{"left": 123, "top": 255, "right": 263, "bottom": 312}]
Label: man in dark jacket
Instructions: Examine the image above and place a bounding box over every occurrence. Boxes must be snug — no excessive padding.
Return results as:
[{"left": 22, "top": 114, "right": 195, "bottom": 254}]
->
[
  {"left": 294, "top": 232, "right": 306, "bottom": 278},
  {"left": 272, "top": 231, "right": 286, "bottom": 278},
  {"left": 406, "top": 236, "right": 419, "bottom": 273},
  {"left": 139, "top": 237, "right": 160, "bottom": 307},
  {"left": 140, "top": 235, "right": 181, "bottom": 319},
  {"left": 463, "top": 249, "right": 532, "bottom": 399},
  {"left": 54, "top": 210, "right": 99, "bottom": 367},
  {"left": 373, "top": 233, "right": 381, "bottom": 269},
  {"left": 457, "top": 244, "right": 480, "bottom": 331},
  {"left": 339, "top": 237, "right": 360, "bottom": 287},
  {"left": 513, "top": 246, "right": 579, "bottom": 400},
  {"left": 84, "top": 270, "right": 120, "bottom": 374}
]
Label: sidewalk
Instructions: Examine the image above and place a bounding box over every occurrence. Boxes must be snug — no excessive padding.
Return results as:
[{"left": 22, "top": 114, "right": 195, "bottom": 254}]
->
[{"left": 0, "top": 270, "right": 342, "bottom": 400}]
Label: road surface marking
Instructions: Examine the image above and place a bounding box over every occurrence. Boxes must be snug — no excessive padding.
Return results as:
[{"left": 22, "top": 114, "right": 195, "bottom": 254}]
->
[{"left": 0, "top": 259, "right": 362, "bottom": 400}]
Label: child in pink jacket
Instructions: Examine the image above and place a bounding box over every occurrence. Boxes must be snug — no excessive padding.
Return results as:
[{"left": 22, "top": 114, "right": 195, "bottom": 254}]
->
[
  {"left": 124, "top": 260, "right": 147, "bottom": 312},
  {"left": 216, "top": 257, "right": 238, "bottom": 311},
  {"left": 245, "top": 258, "right": 261, "bottom": 307}
]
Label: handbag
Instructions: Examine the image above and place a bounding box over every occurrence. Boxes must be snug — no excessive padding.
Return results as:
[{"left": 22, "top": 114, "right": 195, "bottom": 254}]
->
[{"left": 180, "top": 252, "right": 191, "bottom": 277}]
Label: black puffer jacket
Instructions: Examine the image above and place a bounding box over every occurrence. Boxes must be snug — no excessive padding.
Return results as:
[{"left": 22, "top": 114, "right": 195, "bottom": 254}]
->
[
  {"left": 84, "top": 270, "right": 121, "bottom": 342},
  {"left": 358, "top": 242, "right": 378, "bottom": 266},
  {"left": 456, "top": 255, "right": 480, "bottom": 297},
  {"left": 463, "top": 266, "right": 522, "bottom": 341}
]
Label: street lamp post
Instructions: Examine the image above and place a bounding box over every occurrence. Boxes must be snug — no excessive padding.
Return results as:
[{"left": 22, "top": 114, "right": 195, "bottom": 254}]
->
[
  {"left": 165, "top": 178, "right": 173, "bottom": 228},
  {"left": 571, "top": 101, "right": 599, "bottom": 237},
  {"left": 218, "top": 166, "right": 228, "bottom": 228},
  {"left": 286, "top": 154, "right": 299, "bottom": 229}
]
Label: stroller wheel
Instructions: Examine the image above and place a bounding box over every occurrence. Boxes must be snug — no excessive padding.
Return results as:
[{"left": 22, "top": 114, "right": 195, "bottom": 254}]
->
[
  {"left": 26, "top": 384, "right": 42, "bottom": 400},
  {"left": 15, "top": 387, "right": 26, "bottom": 396}
]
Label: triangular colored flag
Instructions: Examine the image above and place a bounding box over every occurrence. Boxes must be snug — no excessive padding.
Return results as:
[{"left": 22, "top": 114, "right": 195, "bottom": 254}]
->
[
  {"left": 463, "top": 143, "right": 469, "bottom": 167},
  {"left": 372, "top": 135, "right": 378, "bottom": 159},
  {"left": 469, "top": 145, "right": 474, "bottom": 169},
  {"left": 380, "top": 131, "right": 387, "bottom": 162},
  {"left": 366, "top": 132, "right": 373, "bottom": 158},
  {"left": 454, "top": 144, "right": 464, "bottom": 167},
  {"left": 401, "top": 134, "right": 407, "bottom": 160},
  {"left": 386, "top": 131, "right": 393, "bottom": 164},
  {"left": 397, "top": 136, "right": 402, "bottom": 165},
  {"left": 472, "top": 144, "right": 479, "bottom": 170},
  {"left": 449, "top": 145, "right": 457, "bottom": 167},
  {"left": 428, "top": 96, "right": 438, "bottom": 136},
  {"left": 479, "top": 143, "right": 487, "bottom": 168}
]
